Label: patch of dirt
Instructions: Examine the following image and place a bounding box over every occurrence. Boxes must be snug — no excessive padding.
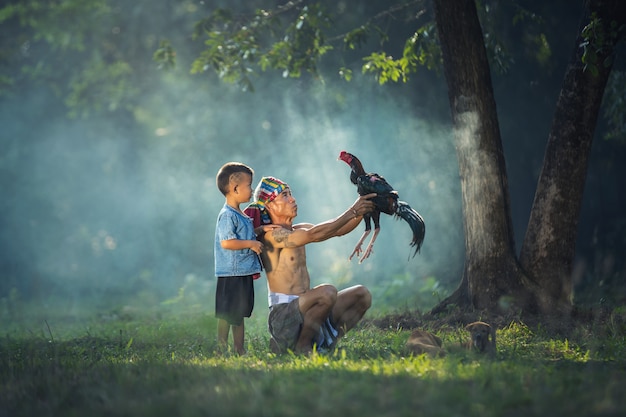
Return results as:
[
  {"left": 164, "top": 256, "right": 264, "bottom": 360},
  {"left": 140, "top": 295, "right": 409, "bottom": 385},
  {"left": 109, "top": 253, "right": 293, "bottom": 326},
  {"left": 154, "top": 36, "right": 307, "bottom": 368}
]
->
[
  {"left": 365, "top": 309, "right": 514, "bottom": 331},
  {"left": 364, "top": 305, "right": 619, "bottom": 336}
]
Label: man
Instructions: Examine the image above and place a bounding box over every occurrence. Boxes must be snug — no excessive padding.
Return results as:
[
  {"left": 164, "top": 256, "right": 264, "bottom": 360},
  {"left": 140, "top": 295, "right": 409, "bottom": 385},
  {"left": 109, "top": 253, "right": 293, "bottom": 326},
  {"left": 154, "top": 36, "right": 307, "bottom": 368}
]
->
[{"left": 244, "top": 176, "right": 375, "bottom": 354}]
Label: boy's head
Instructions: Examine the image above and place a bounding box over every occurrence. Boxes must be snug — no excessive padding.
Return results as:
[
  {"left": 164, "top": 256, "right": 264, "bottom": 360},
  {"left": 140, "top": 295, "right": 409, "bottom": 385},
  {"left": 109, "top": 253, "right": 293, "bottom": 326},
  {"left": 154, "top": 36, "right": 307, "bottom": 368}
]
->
[{"left": 216, "top": 162, "right": 254, "bottom": 196}]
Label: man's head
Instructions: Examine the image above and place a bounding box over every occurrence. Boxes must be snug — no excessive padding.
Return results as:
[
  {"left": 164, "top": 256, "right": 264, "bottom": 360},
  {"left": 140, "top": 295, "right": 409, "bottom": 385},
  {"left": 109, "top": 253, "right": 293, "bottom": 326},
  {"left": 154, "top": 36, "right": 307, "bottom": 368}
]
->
[
  {"left": 253, "top": 176, "right": 289, "bottom": 206},
  {"left": 244, "top": 177, "right": 291, "bottom": 227},
  {"left": 216, "top": 162, "right": 254, "bottom": 196}
]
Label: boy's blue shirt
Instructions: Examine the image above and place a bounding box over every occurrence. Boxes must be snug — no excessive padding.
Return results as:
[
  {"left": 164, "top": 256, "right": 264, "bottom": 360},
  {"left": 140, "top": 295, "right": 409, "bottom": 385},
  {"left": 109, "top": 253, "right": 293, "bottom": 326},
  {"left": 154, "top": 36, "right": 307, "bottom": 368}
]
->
[{"left": 214, "top": 204, "right": 262, "bottom": 277}]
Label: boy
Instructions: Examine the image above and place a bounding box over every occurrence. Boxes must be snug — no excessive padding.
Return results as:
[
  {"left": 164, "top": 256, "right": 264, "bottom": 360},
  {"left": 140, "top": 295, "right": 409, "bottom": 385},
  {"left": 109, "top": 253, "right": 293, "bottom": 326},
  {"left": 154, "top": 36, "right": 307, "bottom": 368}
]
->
[{"left": 214, "top": 162, "right": 274, "bottom": 355}]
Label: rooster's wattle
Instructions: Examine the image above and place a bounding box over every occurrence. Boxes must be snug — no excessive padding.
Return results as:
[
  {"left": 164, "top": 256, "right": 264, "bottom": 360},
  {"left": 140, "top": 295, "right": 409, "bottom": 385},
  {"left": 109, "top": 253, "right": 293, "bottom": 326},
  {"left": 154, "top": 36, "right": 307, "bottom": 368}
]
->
[{"left": 338, "top": 151, "right": 425, "bottom": 263}]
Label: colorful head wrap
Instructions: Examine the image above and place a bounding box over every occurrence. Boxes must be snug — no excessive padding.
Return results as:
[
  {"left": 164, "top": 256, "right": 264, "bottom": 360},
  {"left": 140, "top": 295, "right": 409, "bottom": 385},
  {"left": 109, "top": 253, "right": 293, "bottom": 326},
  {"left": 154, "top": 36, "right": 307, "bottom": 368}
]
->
[{"left": 244, "top": 176, "right": 289, "bottom": 228}]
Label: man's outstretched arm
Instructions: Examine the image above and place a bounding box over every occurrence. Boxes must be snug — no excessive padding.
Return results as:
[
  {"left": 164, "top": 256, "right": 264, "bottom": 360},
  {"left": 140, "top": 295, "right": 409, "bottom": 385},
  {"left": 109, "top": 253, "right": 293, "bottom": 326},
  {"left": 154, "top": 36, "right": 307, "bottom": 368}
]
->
[{"left": 267, "top": 194, "right": 376, "bottom": 248}]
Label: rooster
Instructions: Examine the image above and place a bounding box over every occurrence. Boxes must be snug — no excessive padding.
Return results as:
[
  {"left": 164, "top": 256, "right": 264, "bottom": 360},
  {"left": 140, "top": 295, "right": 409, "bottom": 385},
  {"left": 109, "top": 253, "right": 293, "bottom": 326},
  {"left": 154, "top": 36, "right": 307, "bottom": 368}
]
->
[{"left": 338, "top": 151, "right": 425, "bottom": 263}]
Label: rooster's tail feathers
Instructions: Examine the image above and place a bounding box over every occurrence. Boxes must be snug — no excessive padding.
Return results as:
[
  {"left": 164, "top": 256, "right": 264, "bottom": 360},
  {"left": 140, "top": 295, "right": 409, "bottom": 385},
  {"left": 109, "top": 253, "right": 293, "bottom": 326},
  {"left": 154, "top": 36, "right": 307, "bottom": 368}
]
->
[{"left": 395, "top": 201, "right": 425, "bottom": 257}]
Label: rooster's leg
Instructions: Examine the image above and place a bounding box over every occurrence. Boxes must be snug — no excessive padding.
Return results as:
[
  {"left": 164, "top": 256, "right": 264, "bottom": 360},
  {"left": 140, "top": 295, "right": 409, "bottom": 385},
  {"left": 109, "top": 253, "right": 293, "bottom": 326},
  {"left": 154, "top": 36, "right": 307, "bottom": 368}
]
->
[
  {"left": 349, "top": 230, "right": 371, "bottom": 261},
  {"left": 349, "top": 215, "right": 372, "bottom": 261},
  {"left": 359, "top": 212, "right": 381, "bottom": 263},
  {"left": 359, "top": 228, "right": 380, "bottom": 263}
]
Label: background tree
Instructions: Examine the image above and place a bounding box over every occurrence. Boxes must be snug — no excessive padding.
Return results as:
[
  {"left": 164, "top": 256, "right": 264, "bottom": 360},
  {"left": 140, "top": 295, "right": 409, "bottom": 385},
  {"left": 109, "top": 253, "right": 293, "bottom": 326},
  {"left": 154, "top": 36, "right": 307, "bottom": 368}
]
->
[
  {"left": 519, "top": 0, "right": 626, "bottom": 313},
  {"left": 431, "top": 0, "right": 626, "bottom": 317},
  {"left": 429, "top": 0, "right": 534, "bottom": 314}
]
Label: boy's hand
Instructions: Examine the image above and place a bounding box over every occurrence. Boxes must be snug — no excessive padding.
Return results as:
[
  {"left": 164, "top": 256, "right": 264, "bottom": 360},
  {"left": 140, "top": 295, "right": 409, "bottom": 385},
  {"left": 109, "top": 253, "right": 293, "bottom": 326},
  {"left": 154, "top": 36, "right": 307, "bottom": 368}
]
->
[{"left": 250, "top": 240, "right": 264, "bottom": 255}]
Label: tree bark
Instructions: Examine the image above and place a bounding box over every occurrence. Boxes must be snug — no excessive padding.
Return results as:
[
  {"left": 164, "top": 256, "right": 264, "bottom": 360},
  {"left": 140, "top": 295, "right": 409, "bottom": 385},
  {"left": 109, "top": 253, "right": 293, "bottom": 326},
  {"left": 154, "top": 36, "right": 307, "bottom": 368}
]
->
[
  {"left": 519, "top": 0, "right": 626, "bottom": 315},
  {"left": 431, "top": 0, "right": 529, "bottom": 313}
]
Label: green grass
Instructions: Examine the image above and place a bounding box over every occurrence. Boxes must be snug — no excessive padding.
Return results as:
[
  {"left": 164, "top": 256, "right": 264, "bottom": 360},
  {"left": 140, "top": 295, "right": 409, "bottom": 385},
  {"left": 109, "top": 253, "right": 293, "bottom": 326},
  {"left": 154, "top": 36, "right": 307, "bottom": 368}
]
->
[{"left": 1, "top": 302, "right": 626, "bottom": 417}]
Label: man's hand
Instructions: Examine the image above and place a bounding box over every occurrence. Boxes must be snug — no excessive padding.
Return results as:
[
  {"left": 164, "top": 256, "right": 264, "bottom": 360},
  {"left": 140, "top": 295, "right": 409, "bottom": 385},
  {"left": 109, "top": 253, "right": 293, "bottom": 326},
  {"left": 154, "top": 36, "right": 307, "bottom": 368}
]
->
[
  {"left": 254, "top": 224, "right": 280, "bottom": 236},
  {"left": 350, "top": 193, "right": 376, "bottom": 218}
]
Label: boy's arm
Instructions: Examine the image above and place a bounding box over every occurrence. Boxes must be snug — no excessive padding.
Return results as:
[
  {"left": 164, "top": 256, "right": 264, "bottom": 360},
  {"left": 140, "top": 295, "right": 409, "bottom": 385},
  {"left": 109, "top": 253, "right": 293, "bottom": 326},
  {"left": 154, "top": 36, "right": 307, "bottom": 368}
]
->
[
  {"left": 221, "top": 238, "right": 264, "bottom": 255},
  {"left": 221, "top": 239, "right": 257, "bottom": 251}
]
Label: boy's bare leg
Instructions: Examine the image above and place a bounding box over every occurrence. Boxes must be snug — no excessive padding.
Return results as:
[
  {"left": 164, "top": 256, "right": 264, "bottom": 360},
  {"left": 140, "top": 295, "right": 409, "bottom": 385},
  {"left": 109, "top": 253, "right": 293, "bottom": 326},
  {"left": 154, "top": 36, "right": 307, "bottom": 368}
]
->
[
  {"left": 295, "top": 284, "right": 337, "bottom": 353},
  {"left": 232, "top": 323, "right": 245, "bottom": 355},
  {"left": 217, "top": 319, "right": 230, "bottom": 352}
]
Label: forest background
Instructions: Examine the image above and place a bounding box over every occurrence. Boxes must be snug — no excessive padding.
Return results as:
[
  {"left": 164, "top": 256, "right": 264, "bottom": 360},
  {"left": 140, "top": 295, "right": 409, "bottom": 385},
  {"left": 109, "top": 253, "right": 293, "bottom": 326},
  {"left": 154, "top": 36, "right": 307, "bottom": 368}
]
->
[{"left": 1, "top": 0, "right": 625, "bottom": 321}]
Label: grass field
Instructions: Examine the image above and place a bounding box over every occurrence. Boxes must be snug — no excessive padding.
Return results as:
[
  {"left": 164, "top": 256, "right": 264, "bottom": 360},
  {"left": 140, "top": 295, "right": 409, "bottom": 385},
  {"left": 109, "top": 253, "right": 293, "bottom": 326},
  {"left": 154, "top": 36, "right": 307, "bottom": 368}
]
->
[{"left": 1, "top": 301, "right": 625, "bottom": 417}]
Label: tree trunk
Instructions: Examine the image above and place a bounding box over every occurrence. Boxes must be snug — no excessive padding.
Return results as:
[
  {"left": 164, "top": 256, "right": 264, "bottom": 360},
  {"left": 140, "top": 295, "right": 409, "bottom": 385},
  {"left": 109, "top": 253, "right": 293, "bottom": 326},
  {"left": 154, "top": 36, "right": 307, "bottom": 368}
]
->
[
  {"left": 519, "top": 0, "right": 626, "bottom": 315},
  {"left": 430, "top": 0, "right": 530, "bottom": 314}
]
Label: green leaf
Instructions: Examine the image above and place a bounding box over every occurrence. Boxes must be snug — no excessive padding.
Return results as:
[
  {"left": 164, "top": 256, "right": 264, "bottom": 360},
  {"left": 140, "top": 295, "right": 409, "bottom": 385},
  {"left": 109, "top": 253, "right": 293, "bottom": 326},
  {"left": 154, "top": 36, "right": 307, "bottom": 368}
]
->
[
  {"left": 153, "top": 40, "right": 176, "bottom": 70},
  {"left": 339, "top": 67, "right": 353, "bottom": 81}
]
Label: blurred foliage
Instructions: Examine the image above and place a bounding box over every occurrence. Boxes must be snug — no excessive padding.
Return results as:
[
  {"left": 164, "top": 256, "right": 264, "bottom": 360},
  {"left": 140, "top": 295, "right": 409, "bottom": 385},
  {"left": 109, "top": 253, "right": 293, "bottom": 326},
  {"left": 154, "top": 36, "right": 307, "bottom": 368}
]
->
[
  {"left": 1, "top": 0, "right": 624, "bottom": 131},
  {"left": 165, "top": 0, "right": 626, "bottom": 145},
  {"left": 580, "top": 12, "right": 626, "bottom": 77},
  {"left": 188, "top": 3, "right": 334, "bottom": 91},
  {"left": 65, "top": 58, "right": 137, "bottom": 118},
  {"left": 372, "top": 273, "right": 444, "bottom": 312},
  {"left": 0, "top": 0, "right": 111, "bottom": 99},
  {"left": 0, "top": 0, "right": 196, "bottom": 111},
  {"left": 0, "top": 0, "right": 110, "bottom": 51},
  {"left": 153, "top": 40, "right": 177, "bottom": 70},
  {"left": 181, "top": 0, "right": 433, "bottom": 87},
  {"left": 361, "top": 23, "right": 441, "bottom": 84},
  {"left": 171, "top": 1, "right": 570, "bottom": 86}
]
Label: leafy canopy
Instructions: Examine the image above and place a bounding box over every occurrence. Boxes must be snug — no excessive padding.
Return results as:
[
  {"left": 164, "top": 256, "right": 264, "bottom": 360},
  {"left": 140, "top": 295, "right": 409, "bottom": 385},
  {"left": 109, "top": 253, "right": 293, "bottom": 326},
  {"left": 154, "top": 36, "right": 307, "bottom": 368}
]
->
[{"left": 153, "top": 0, "right": 438, "bottom": 89}]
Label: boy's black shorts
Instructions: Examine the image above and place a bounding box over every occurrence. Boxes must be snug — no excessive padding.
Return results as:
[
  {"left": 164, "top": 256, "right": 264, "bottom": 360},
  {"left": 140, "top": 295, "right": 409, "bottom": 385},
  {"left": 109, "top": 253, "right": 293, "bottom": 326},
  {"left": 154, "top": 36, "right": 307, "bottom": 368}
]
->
[{"left": 215, "top": 275, "right": 255, "bottom": 326}]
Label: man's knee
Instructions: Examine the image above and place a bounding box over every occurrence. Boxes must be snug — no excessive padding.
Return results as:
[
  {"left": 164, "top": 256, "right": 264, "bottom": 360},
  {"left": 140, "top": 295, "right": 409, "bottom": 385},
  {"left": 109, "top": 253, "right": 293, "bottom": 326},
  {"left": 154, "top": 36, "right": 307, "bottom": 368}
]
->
[
  {"left": 318, "top": 284, "right": 338, "bottom": 307},
  {"left": 338, "top": 284, "right": 372, "bottom": 311},
  {"left": 303, "top": 284, "right": 337, "bottom": 311},
  {"left": 356, "top": 285, "right": 372, "bottom": 310}
]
